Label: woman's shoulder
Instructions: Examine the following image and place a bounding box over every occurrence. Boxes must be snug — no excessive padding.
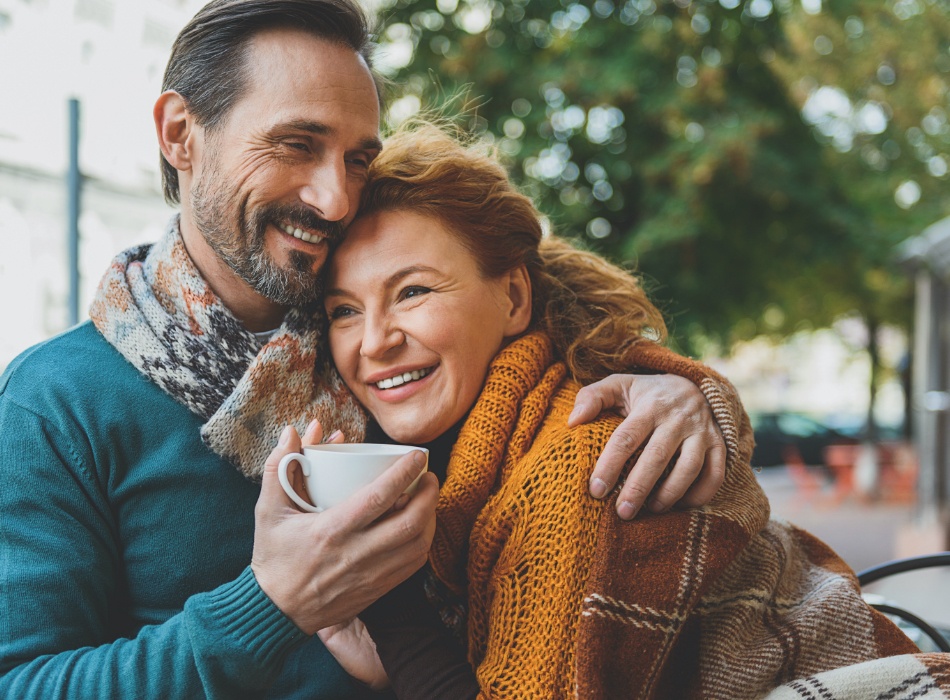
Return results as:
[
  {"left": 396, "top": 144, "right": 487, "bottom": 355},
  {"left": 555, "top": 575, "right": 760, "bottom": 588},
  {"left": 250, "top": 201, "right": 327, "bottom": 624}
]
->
[{"left": 546, "top": 385, "right": 623, "bottom": 448}]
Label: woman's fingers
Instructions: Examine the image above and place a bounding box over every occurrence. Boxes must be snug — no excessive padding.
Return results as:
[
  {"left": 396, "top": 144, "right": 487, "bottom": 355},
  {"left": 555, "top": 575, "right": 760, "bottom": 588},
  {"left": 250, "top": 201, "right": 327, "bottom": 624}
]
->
[{"left": 302, "top": 419, "right": 324, "bottom": 445}]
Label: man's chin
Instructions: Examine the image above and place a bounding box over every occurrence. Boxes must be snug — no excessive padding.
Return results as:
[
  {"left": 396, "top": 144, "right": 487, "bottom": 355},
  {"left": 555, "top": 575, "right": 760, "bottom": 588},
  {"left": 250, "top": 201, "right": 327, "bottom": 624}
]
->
[{"left": 243, "top": 258, "right": 323, "bottom": 308}]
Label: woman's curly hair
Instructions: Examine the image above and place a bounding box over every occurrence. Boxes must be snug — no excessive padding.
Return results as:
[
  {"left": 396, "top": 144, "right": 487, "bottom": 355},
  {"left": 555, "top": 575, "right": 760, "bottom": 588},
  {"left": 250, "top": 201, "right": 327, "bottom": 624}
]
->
[{"left": 357, "top": 119, "right": 666, "bottom": 383}]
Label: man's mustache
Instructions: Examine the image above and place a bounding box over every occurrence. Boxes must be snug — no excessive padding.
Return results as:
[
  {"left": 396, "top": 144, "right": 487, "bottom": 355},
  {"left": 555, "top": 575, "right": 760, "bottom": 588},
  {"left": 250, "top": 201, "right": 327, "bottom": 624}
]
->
[{"left": 263, "top": 205, "right": 346, "bottom": 244}]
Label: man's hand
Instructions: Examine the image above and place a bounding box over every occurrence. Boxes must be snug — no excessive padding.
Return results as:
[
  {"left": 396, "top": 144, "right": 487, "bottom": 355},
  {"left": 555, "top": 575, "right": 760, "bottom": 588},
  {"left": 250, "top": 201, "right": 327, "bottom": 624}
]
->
[
  {"left": 251, "top": 422, "right": 439, "bottom": 635},
  {"left": 569, "top": 374, "right": 726, "bottom": 520}
]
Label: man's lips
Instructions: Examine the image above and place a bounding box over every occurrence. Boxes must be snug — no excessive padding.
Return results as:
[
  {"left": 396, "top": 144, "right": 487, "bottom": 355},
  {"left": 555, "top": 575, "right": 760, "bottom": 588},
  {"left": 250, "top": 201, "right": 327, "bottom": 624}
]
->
[
  {"left": 278, "top": 222, "right": 327, "bottom": 244},
  {"left": 265, "top": 204, "right": 345, "bottom": 245}
]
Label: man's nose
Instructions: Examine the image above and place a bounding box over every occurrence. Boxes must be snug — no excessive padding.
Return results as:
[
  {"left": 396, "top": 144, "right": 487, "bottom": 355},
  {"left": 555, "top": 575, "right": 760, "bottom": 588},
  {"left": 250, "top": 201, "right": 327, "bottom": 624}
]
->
[
  {"left": 299, "top": 159, "right": 350, "bottom": 223},
  {"left": 360, "top": 313, "right": 405, "bottom": 359}
]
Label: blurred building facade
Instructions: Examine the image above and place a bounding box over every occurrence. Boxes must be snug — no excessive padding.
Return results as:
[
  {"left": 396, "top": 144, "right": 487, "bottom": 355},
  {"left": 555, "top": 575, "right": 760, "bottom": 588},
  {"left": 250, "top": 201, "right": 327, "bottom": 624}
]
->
[
  {"left": 0, "top": 0, "right": 203, "bottom": 369},
  {"left": 899, "top": 215, "right": 950, "bottom": 548}
]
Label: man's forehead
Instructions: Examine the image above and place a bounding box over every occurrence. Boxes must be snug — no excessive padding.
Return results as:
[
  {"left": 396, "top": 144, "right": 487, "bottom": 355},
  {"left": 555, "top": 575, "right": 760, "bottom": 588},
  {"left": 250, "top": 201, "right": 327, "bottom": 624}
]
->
[
  {"left": 222, "top": 29, "right": 381, "bottom": 146},
  {"left": 244, "top": 27, "right": 378, "bottom": 98}
]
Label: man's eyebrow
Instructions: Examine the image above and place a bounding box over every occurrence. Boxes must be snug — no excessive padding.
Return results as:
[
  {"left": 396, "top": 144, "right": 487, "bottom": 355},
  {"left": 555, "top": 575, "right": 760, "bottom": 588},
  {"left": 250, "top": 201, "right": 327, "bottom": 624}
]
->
[
  {"left": 279, "top": 120, "right": 382, "bottom": 151},
  {"left": 325, "top": 265, "right": 438, "bottom": 299}
]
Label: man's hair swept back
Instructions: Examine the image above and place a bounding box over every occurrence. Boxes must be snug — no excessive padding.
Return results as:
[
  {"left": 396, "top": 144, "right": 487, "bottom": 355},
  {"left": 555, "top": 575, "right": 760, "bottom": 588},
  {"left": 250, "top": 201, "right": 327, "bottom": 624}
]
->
[{"left": 160, "top": 0, "right": 381, "bottom": 205}]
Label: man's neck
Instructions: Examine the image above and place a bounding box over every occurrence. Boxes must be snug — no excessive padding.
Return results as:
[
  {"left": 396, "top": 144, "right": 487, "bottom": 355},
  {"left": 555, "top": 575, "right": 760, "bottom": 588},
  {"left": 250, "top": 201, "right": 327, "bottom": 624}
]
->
[{"left": 177, "top": 215, "right": 287, "bottom": 333}]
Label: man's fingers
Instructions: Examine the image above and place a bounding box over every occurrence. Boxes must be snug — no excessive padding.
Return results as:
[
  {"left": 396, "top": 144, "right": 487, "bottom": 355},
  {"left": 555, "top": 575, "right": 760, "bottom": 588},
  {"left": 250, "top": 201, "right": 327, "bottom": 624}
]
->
[
  {"left": 677, "top": 441, "right": 727, "bottom": 508},
  {"left": 326, "top": 475, "right": 438, "bottom": 608},
  {"left": 569, "top": 376, "right": 629, "bottom": 427},
  {"left": 340, "top": 450, "right": 431, "bottom": 527},
  {"left": 613, "top": 428, "right": 679, "bottom": 519},
  {"left": 589, "top": 412, "right": 652, "bottom": 499},
  {"left": 641, "top": 437, "right": 707, "bottom": 515},
  {"left": 358, "top": 473, "right": 438, "bottom": 581}
]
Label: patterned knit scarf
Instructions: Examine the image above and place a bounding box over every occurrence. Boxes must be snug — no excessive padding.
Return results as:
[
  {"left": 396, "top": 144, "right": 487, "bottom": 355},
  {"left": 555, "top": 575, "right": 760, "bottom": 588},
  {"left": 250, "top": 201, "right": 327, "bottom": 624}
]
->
[{"left": 89, "top": 216, "right": 366, "bottom": 479}]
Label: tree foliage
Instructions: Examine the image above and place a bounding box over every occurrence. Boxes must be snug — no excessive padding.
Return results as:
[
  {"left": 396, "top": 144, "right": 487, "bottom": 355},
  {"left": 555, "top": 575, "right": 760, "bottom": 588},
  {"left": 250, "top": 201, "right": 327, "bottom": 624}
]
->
[{"left": 375, "top": 0, "right": 949, "bottom": 352}]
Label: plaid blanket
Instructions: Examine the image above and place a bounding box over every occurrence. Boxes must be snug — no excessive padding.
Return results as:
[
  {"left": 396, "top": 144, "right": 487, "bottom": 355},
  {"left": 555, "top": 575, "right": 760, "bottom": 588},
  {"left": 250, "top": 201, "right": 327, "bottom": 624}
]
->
[{"left": 577, "top": 343, "right": 948, "bottom": 699}]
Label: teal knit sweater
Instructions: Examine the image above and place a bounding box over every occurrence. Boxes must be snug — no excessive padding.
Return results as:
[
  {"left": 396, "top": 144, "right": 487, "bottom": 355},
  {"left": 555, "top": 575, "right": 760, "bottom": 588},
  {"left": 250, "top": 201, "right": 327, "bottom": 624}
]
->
[{"left": 0, "top": 322, "right": 359, "bottom": 698}]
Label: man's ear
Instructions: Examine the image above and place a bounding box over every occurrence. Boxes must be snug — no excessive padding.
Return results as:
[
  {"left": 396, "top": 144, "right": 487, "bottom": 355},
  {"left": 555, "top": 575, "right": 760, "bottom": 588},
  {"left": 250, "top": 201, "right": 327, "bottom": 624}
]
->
[
  {"left": 154, "top": 91, "right": 197, "bottom": 173},
  {"left": 503, "top": 264, "right": 533, "bottom": 337}
]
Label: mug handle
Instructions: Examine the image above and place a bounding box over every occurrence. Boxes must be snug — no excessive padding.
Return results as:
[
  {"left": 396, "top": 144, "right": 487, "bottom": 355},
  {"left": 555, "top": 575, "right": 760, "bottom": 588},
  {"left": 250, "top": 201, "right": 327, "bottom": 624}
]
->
[{"left": 277, "top": 453, "right": 323, "bottom": 513}]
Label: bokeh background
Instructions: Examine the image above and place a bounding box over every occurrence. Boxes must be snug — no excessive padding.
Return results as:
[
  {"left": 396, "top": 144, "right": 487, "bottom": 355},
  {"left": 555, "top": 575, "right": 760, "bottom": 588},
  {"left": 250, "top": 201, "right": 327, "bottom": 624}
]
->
[{"left": 2, "top": 0, "right": 950, "bottom": 585}]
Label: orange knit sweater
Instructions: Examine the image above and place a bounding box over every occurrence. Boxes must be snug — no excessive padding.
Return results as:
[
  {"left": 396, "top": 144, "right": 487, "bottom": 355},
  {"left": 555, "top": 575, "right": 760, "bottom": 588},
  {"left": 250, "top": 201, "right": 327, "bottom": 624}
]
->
[
  {"left": 428, "top": 332, "right": 918, "bottom": 699},
  {"left": 430, "top": 332, "right": 613, "bottom": 697}
]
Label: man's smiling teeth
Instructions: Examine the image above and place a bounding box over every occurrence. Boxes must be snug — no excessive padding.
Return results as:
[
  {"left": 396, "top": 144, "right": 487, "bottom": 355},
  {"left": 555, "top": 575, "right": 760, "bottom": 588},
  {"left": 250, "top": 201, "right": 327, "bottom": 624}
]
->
[
  {"left": 376, "top": 367, "right": 432, "bottom": 390},
  {"left": 280, "top": 223, "right": 325, "bottom": 244}
]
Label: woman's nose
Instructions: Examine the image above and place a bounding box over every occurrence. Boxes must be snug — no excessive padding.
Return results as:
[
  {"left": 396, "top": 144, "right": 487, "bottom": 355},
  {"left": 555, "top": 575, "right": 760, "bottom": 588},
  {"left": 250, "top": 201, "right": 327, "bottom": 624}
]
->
[{"left": 359, "top": 315, "right": 405, "bottom": 358}]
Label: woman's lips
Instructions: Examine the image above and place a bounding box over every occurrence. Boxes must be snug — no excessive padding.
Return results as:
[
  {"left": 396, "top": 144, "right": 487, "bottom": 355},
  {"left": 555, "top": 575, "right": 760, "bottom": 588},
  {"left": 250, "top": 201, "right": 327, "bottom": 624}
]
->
[
  {"left": 372, "top": 366, "right": 435, "bottom": 390},
  {"left": 367, "top": 365, "right": 438, "bottom": 403}
]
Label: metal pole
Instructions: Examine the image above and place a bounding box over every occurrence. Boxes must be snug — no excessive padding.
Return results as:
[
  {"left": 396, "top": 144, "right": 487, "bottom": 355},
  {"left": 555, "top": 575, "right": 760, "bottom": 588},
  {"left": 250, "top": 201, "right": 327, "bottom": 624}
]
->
[{"left": 67, "top": 98, "right": 81, "bottom": 327}]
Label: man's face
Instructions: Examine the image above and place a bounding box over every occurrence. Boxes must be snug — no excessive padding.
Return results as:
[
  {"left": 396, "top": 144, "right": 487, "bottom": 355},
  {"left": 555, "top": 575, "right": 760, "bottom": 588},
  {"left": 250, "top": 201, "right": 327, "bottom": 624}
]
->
[{"left": 188, "top": 29, "right": 381, "bottom": 307}]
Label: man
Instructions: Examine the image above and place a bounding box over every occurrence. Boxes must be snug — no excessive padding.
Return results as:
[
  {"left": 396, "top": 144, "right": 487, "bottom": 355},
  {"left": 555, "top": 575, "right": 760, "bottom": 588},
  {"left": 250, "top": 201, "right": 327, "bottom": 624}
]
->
[{"left": 0, "top": 0, "right": 732, "bottom": 697}]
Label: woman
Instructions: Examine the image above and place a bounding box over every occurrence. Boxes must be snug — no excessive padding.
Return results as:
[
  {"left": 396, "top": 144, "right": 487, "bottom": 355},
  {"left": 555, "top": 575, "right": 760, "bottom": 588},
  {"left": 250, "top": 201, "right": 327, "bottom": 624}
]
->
[{"left": 315, "top": 123, "right": 922, "bottom": 697}]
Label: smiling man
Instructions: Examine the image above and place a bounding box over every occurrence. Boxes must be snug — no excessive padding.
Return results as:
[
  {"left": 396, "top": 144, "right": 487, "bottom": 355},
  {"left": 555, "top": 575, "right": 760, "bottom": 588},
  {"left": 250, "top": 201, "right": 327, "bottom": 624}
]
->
[{"left": 0, "top": 0, "right": 736, "bottom": 697}]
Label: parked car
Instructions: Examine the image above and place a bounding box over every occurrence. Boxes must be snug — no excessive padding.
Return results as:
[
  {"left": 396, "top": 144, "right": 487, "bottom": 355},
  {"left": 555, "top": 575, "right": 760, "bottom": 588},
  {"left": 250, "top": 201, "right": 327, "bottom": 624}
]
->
[{"left": 750, "top": 412, "right": 859, "bottom": 468}]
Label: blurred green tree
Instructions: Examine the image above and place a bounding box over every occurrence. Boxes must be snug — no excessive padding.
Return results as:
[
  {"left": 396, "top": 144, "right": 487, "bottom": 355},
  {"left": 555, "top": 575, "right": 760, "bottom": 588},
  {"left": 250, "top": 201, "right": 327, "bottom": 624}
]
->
[
  {"left": 375, "top": 0, "right": 948, "bottom": 418},
  {"left": 769, "top": 0, "right": 950, "bottom": 434}
]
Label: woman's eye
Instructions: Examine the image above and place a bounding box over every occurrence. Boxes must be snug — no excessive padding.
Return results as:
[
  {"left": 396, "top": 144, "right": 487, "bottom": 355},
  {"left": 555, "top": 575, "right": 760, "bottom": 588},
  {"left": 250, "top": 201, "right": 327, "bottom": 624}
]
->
[
  {"left": 329, "top": 305, "right": 356, "bottom": 320},
  {"left": 401, "top": 286, "right": 431, "bottom": 300}
]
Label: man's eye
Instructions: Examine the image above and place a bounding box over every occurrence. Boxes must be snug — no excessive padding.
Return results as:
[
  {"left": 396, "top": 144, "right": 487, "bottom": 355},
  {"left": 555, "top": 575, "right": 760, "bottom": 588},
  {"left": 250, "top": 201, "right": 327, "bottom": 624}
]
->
[
  {"left": 401, "top": 286, "right": 431, "bottom": 300},
  {"left": 346, "top": 155, "right": 370, "bottom": 168},
  {"left": 286, "top": 141, "right": 310, "bottom": 153}
]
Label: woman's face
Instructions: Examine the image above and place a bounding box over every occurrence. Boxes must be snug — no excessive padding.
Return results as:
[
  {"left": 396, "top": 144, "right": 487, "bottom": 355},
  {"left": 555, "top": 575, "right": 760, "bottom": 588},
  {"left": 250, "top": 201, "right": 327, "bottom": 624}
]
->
[{"left": 325, "top": 210, "right": 531, "bottom": 444}]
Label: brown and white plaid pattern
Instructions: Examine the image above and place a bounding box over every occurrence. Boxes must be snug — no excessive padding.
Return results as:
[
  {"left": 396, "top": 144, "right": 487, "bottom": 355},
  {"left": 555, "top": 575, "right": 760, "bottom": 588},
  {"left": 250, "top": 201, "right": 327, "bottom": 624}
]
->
[
  {"left": 89, "top": 216, "right": 366, "bottom": 478},
  {"left": 575, "top": 363, "right": 946, "bottom": 699},
  {"left": 765, "top": 653, "right": 950, "bottom": 699}
]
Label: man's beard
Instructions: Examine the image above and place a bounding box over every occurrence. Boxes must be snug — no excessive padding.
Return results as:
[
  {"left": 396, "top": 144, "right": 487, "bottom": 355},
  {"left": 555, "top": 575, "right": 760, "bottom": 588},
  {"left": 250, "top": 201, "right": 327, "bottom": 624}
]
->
[{"left": 190, "top": 168, "right": 344, "bottom": 308}]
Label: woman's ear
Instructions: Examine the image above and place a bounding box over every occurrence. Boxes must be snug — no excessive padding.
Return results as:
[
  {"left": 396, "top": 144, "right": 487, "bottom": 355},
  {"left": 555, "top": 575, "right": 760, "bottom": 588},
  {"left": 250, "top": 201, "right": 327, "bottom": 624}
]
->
[
  {"left": 154, "top": 91, "right": 197, "bottom": 173},
  {"left": 502, "top": 265, "right": 533, "bottom": 337}
]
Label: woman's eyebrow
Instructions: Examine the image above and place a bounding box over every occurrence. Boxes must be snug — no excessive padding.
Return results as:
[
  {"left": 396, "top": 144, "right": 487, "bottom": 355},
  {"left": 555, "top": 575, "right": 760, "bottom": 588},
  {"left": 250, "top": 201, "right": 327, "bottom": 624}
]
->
[
  {"left": 324, "top": 265, "right": 438, "bottom": 299},
  {"left": 384, "top": 265, "right": 439, "bottom": 286}
]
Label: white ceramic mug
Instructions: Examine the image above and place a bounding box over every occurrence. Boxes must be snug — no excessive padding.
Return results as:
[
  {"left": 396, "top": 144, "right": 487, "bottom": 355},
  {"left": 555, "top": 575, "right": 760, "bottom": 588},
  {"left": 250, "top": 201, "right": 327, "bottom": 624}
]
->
[{"left": 277, "top": 443, "right": 429, "bottom": 513}]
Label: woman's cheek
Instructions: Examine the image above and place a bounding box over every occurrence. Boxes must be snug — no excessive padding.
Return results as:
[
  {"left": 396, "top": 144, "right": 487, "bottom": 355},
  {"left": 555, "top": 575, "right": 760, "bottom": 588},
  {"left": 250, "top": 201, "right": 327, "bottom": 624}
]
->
[{"left": 329, "top": 329, "right": 360, "bottom": 388}]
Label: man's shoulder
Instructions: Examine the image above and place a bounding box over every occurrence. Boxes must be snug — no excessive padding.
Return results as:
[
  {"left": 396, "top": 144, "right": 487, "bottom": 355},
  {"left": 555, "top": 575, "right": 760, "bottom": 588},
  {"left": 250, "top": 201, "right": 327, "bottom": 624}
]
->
[
  {"left": 0, "top": 321, "right": 151, "bottom": 413},
  {"left": 2, "top": 321, "right": 114, "bottom": 383}
]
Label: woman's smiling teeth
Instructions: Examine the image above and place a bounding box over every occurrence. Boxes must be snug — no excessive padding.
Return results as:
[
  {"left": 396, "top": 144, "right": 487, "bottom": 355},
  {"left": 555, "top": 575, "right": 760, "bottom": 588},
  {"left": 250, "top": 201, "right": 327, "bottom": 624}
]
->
[
  {"left": 280, "top": 222, "right": 324, "bottom": 244},
  {"left": 375, "top": 367, "right": 432, "bottom": 390}
]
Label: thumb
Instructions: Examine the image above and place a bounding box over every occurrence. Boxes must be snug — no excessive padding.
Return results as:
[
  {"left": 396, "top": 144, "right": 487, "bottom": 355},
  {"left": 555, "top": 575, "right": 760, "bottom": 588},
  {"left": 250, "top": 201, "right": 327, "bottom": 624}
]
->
[
  {"left": 259, "top": 425, "right": 303, "bottom": 510},
  {"left": 569, "top": 377, "right": 623, "bottom": 427}
]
